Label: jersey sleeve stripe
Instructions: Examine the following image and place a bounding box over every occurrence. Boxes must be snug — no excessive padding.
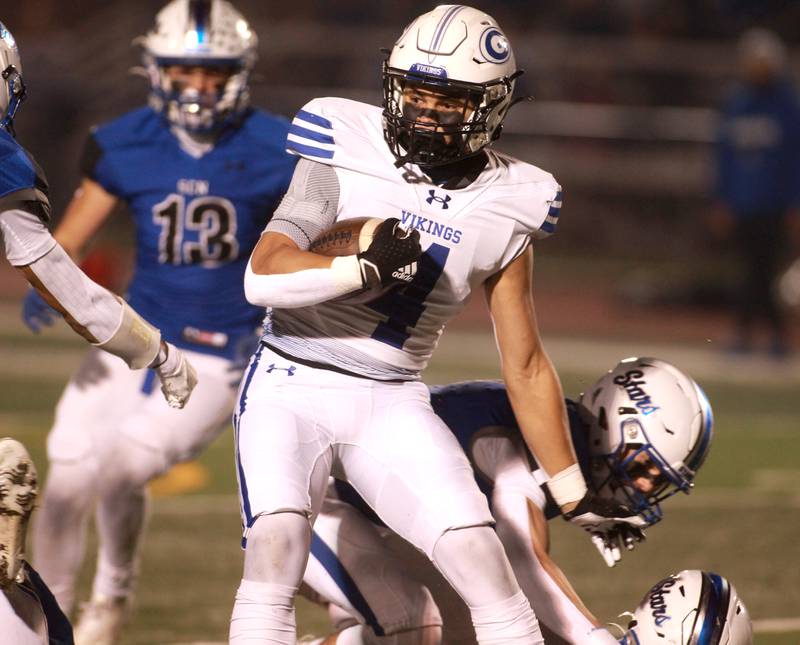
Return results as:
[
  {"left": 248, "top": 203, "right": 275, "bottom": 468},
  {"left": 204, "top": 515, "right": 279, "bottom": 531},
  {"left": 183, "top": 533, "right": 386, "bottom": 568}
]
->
[
  {"left": 286, "top": 139, "right": 335, "bottom": 160},
  {"left": 295, "top": 109, "right": 333, "bottom": 130},
  {"left": 289, "top": 123, "right": 334, "bottom": 145},
  {"left": 540, "top": 220, "right": 556, "bottom": 234}
]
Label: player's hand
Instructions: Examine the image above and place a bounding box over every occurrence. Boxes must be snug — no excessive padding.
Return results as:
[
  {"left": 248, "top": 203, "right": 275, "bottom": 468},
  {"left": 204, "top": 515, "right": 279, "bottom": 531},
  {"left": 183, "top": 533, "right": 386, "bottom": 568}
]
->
[
  {"left": 356, "top": 218, "right": 421, "bottom": 288},
  {"left": 591, "top": 524, "right": 647, "bottom": 568},
  {"left": 150, "top": 342, "right": 198, "bottom": 409},
  {"left": 562, "top": 490, "right": 647, "bottom": 534},
  {"left": 21, "top": 288, "right": 58, "bottom": 333}
]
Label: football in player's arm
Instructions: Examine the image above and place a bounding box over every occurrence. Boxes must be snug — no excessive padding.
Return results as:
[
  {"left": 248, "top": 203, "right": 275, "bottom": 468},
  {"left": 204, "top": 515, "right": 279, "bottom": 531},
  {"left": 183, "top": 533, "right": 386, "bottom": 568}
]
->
[
  {"left": 301, "top": 358, "right": 715, "bottom": 645},
  {"left": 0, "top": 20, "right": 196, "bottom": 408},
  {"left": 15, "top": 2, "right": 296, "bottom": 643},
  {"left": 230, "top": 6, "right": 640, "bottom": 645}
]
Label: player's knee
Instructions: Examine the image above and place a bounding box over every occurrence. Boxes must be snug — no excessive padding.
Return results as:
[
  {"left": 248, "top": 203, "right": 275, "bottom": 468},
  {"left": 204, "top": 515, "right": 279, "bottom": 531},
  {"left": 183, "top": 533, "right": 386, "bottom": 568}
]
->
[
  {"left": 243, "top": 511, "right": 311, "bottom": 583},
  {"left": 40, "top": 461, "right": 95, "bottom": 509},
  {"left": 433, "top": 525, "right": 508, "bottom": 577}
]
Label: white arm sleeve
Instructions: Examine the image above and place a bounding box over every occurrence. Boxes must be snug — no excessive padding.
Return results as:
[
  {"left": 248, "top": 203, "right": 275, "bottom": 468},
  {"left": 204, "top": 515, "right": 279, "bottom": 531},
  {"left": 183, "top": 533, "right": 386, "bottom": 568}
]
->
[
  {"left": 13, "top": 229, "right": 161, "bottom": 368},
  {"left": 245, "top": 157, "right": 365, "bottom": 308},
  {"left": 244, "top": 254, "right": 363, "bottom": 308},
  {"left": 0, "top": 208, "right": 57, "bottom": 266},
  {"left": 473, "top": 435, "right": 615, "bottom": 644}
]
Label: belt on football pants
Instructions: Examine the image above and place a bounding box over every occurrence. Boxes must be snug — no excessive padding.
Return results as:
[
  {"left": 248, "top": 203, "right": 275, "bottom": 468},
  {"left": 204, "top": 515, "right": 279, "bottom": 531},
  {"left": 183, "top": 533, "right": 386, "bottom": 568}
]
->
[{"left": 260, "top": 341, "right": 409, "bottom": 384}]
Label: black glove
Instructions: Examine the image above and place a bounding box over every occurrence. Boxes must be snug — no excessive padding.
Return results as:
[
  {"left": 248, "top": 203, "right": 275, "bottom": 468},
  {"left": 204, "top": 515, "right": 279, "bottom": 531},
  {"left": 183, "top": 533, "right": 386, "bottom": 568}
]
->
[
  {"left": 356, "top": 218, "right": 421, "bottom": 288},
  {"left": 562, "top": 490, "right": 647, "bottom": 533}
]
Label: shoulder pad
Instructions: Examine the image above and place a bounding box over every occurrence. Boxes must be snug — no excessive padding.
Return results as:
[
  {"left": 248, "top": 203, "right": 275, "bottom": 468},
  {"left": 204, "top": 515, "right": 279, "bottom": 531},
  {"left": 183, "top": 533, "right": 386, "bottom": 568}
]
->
[
  {"left": 490, "top": 152, "right": 563, "bottom": 239},
  {"left": 91, "top": 107, "right": 165, "bottom": 152},
  {"left": 0, "top": 129, "right": 36, "bottom": 198},
  {"left": 241, "top": 109, "right": 291, "bottom": 148},
  {"left": 286, "top": 97, "right": 387, "bottom": 172}
]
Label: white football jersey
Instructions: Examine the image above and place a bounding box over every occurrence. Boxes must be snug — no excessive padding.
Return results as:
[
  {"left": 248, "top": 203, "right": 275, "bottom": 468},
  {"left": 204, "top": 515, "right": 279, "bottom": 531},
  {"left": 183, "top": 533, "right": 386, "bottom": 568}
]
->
[{"left": 268, "top": 97, "right": 562, "bottom": 380}]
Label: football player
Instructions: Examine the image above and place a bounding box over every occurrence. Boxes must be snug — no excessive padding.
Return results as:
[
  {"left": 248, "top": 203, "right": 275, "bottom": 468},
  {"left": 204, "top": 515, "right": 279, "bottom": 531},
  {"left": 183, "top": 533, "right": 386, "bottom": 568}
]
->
[
  {"left": 621, "top": 570, "right": 753, "bottom": 645},
  {"left": 22, "top": 1, "right": 296, "bottom": 643},
  {"left": 0, "top": 438, "right": 74, "bottom": 645},
  {"left": 301, "top": 357, "right": 714, "bottom": 644},
  {"left": 232, "top": 6, "right": 642, "bottom": 644},
  {"left": 0, "top": 22, "right": 196, "bottom": 407}
]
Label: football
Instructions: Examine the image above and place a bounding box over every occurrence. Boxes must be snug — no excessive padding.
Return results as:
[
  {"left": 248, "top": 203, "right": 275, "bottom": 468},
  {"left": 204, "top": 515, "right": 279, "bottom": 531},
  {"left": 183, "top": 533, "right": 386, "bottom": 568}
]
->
[
  {"left": 309, "top": 216, "right": 383, "bottom": 256},
  {"left": 309, "top": 217, "right": 393, "bottom": 305}
]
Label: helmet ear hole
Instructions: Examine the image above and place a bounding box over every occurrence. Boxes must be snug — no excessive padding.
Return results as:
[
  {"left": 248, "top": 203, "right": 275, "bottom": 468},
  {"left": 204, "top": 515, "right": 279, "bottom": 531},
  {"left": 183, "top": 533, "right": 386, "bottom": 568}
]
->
[{"left": 597, "top": 406, "right": 608, "bottom": 430}]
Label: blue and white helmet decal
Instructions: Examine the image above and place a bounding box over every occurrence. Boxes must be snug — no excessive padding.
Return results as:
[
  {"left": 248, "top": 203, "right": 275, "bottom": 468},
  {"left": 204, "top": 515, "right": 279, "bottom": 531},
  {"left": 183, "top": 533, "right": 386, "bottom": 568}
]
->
[
  {"left": 479, "top": 27, "right": 511, "bottom": 64},
  {"left": 622, "top": 570, "right": 753, "bottom": 645}
]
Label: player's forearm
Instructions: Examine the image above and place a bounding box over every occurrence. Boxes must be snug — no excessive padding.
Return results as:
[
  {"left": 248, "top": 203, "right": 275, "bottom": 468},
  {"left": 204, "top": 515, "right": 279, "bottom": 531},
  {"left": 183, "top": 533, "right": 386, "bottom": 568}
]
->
[
  {"left": 491, "top": 489, "right": 609, "bottom": 642},
  {"left": 503, "top": 350, "right": 577, "bottom": 478},
  {"left": 244, "top": 254, "right": 362, "bottom": 308},
  {"left": 20, "top": 244, "right": 161, "bottom": 368}
]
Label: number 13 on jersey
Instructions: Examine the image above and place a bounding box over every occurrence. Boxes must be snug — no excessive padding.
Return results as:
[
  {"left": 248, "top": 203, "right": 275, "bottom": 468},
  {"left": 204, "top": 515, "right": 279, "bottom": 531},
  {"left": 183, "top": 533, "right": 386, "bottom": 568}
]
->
[{"left": 152, "top": 193, "right": 239, "bottom": 266}]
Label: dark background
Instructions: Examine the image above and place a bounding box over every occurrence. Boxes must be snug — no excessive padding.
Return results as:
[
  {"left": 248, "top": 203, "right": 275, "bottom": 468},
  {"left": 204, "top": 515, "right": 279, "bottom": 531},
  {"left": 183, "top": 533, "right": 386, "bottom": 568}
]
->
[{"left": 3, "top": 0, "right": 800, "bottom": 340}]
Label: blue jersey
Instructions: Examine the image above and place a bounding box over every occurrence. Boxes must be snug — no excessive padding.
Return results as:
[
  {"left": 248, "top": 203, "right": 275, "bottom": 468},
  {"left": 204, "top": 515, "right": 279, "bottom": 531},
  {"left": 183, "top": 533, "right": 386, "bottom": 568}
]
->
[
  {"left": 715, "top": 79, "right": 800, "bottom": 216},
  {"left": 0, "top": 128, "right": 51, "bottom": 222},
  {"left": 430, "top": 381, "right": 592, "bottom": 519},
  {"left": 334, "top": 381, "right": 592, "bottom": 522},
  {"left": 82, "top": 107, "right": 296, "bottom": 359}
]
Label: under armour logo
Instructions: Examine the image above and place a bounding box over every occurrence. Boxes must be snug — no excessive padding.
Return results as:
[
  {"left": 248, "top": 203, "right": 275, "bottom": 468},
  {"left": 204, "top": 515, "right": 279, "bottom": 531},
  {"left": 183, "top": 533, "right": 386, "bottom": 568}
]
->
[
  {"left": 426, "top": 190, "right": 451, "bottom": 209},
  {"left": 265, "top": 363, "right": 296, "bottom": 376}
]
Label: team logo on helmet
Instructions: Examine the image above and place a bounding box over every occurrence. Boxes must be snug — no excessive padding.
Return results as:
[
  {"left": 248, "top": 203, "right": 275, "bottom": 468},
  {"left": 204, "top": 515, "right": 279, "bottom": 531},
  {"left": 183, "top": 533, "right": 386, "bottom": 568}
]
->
[{"left": 479, "top": 27, "right": 510, "bottom": 64}]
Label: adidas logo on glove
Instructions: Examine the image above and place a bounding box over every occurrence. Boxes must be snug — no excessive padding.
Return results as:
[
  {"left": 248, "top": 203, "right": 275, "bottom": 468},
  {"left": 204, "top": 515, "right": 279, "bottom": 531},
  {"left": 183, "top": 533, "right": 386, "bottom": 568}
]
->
[{"left": 392, "top": 262, "right": 418, "bottom": 283}]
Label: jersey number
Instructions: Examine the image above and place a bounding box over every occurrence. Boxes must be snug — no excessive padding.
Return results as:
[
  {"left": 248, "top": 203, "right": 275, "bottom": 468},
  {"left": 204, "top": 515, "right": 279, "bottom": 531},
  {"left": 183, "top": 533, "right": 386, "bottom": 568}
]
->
[
  {"left": 367, "top": 242, "right": 450, "bottom": 349},
  {"left": 153, "top": 194, "right": 239, "bottom": 265}
]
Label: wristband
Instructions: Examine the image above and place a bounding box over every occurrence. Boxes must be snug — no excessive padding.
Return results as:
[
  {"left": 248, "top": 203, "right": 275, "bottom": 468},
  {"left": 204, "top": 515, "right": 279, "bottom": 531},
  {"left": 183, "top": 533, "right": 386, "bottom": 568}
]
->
[{"left": 548, "top": 464, "right": 588, "bottom": 508}]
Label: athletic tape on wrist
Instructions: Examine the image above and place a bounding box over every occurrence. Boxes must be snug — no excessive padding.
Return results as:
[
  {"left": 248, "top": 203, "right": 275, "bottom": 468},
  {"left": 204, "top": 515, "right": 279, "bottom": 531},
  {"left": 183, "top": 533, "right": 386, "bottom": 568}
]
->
[
  {"left": 547, "top": 463, "right": 588, "bottom": 508},
  {"left": 94, "top": 300, "right": 161, "bottom": 370},
  {"left": 330, "top": 255, "right": 365, "bottom": 291}
]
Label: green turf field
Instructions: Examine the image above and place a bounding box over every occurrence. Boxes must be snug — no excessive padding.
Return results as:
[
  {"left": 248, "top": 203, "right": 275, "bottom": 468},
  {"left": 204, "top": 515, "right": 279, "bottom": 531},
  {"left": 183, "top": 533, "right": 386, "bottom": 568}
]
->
[{"left": 1, "top": 308, "right": 798, "bottom": 644}]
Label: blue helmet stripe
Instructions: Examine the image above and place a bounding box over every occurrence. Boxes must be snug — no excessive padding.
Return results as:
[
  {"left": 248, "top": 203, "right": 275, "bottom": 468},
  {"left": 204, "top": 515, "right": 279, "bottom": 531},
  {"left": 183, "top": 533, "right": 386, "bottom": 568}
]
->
[
  {"left": 697, "top": 572, "right": 731, "bottom": 645},
  {"left": 189, "top": 0, "right": 212, "bottom": 45},
  {"left": 687, "top": 384, "right": 714, "bottom": 473},
  {"left": 430, "top": 5, "right": 465, "bottom": 52}
]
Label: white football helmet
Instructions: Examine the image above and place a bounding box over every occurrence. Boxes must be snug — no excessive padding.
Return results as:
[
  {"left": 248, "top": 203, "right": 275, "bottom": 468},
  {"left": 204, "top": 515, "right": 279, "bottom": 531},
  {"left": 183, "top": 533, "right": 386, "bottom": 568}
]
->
[
  {"left": 622, "top": 570, "right": 753, "bottom": 644},
  {"left": 141, "top": 0, "right": 257, "bottom": 134},
  {"left": 578, "top": 357, "right": 714, "bottom": 524},
  {"left": 382, "top": 4, "right": 521, "bottom": 166},
  {"left": 0, "top": 21, "right": 25, "bottom": 134}
]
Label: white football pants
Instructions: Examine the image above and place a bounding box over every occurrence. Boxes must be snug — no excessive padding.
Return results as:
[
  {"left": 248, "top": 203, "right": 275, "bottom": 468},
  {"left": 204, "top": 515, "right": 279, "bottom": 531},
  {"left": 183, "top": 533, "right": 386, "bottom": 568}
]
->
[
  {"left": 230, "top": 344, "right": 542, "bottom": 644},
  {"left": 32, "top": 346, "right": 239, "bottom": 613}
]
